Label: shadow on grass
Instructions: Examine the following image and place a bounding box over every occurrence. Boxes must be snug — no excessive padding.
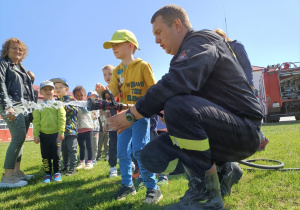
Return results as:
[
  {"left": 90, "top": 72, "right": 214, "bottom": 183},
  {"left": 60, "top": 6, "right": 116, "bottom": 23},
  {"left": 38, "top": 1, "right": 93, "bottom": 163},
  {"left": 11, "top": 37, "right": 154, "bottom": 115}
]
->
[{"left": 0, "top": 170, "right": 170, "bottom": 210}]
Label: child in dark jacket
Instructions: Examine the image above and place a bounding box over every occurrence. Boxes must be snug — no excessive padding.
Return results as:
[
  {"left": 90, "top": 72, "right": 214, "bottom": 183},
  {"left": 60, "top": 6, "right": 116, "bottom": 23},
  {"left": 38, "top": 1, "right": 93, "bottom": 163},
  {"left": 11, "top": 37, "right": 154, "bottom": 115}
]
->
[{"left": 50, "top": 78, "right": 78, "bottom": 176}]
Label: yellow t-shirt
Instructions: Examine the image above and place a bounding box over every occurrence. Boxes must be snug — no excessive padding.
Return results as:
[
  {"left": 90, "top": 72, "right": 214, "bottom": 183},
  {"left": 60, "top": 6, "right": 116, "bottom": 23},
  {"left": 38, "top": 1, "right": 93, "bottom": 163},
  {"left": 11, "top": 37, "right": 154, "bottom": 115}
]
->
[{"left": 109, "top": 58, "right": 156, "bottom": 104}]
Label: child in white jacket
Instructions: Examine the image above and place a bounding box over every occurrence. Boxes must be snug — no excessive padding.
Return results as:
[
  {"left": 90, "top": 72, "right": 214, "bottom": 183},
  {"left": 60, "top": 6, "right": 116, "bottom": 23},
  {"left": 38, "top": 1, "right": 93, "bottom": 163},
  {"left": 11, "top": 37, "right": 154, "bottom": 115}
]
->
[{"left": 73, "top": 86, "right": 94, "bottom": 170}]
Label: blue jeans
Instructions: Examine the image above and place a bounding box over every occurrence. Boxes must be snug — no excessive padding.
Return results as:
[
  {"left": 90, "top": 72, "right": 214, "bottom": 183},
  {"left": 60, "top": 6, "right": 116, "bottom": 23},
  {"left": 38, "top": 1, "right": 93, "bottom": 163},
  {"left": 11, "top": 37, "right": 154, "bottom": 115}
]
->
[{"left": 117, "top": 118, "right": 157, "bottom": 189}]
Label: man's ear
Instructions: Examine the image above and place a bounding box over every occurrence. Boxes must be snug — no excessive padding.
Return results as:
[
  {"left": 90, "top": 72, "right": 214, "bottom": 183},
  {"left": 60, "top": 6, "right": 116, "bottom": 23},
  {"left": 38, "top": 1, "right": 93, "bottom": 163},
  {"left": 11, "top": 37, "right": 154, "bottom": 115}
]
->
[
  {"left": 66, "top": 87, "right": 69, "bottom": 92},
  {"left": 173, "top": 18, "right": 183, "bottom": 31}
]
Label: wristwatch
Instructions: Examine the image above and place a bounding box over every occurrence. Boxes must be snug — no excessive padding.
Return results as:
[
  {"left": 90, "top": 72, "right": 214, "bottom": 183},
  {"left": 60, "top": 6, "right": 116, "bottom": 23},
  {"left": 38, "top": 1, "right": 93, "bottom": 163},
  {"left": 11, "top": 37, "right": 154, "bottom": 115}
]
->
[{"left": 125, "top": 109, "right": 136, "bottom": 123}]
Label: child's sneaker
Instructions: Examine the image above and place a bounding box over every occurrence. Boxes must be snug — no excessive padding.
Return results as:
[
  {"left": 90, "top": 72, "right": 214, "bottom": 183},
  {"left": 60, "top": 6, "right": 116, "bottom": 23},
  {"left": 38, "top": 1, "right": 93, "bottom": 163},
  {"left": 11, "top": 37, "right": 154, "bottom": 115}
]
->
[
  {"left": 104, "top": 155, "right": 109, "bottom": 161},
  {"left": 66, "top": 169, "right": 76, "bottom": 176},
  {"left": 109, "top": 166, "right": 118, "bottom": 177},
  {"left": 113, "top": 184, "right": 136, "bottom": 201},
  {"left": 257, "top": 137, "right": 270, "bottom": 151},
  {"left": 61, "top": 168, "right": 68, "bottom": 175},
  {"left": 157, "top": 175, "right": 169, "bottom": 186},
  {"left": 85, "top": 163, "right": 93, "bottom": 170},
  {"left": 76, "top": 162, "right": 85, "bottom": 170},
  {"left": 137, "top": 176, "right": 145, "bottom": 188},
  {"left": 14, "top": 170, "right": 34, "bottom": 180},
  {"left": 143, "top": 188, "right": 163, "bottom": 204},
  {"left": 43, "top": 174, "right": 52, "bottom": 183},
  {"left": 131, "top": 162, "right": 135, "bottom": 172},
  {"left": 53, "top": 173, "right": 62, "bottom": 182},
  {"left": 0, "top": 173, "right": 28, "bottom": 188}
]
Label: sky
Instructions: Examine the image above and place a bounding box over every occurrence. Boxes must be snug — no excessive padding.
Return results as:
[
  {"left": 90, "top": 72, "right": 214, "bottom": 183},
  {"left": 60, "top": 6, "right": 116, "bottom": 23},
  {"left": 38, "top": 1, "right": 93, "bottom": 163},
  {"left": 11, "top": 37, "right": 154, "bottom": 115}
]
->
[{"left": 1, "top": 0, "right": 299, "bottom": 93}]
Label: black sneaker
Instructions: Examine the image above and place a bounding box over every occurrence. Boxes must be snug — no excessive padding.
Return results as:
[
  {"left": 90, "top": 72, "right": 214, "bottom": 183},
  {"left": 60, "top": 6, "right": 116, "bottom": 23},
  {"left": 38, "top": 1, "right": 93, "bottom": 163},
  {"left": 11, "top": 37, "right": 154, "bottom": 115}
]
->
[
  {"left": 113, "top": 184, "right": 136, "bottom": 201},
  {"left": 66, "top": 169, "right": 76, "bottom": 176},
  {"left": 96, "top": 156, "right": 102, "bottom": 161},
  {"left": 61, "top": 168, "right": 68, "bottom": 175},
  {"left": 143, "top": 188, "right": 163, "bottom": 204}
]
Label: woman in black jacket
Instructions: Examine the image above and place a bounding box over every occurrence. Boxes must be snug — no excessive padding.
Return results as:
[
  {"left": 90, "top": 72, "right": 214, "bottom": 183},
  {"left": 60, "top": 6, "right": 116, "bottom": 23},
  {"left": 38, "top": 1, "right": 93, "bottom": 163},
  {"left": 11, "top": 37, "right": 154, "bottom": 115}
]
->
[{"left": 0, "top": 38, "right": 35, "bottom": 188}]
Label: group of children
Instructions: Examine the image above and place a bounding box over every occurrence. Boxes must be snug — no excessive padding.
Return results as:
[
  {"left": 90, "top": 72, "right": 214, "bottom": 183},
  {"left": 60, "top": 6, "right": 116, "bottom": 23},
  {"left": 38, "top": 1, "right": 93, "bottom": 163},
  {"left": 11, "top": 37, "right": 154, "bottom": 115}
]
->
[
  {"left": 33, "top": 77, "right": 110, "bottom": 182},
  {"left": 33, "top": 29, "right": 166, "bottom": 204}
]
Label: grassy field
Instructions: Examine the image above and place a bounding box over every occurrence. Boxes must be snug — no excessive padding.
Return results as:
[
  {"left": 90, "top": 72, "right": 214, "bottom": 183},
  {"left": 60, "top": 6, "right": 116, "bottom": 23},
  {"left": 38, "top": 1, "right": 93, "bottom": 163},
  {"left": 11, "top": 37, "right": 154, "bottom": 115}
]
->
[{"left": 0, "top": 121, "right": 299, "bottom": 210}]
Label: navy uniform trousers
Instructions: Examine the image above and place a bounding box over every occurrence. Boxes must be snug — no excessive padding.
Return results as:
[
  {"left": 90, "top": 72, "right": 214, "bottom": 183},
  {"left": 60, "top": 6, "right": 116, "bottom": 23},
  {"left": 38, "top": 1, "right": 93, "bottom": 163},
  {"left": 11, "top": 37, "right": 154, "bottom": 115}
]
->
[{"left": 140, "top": 95, "right": 261, "bottom": 175}]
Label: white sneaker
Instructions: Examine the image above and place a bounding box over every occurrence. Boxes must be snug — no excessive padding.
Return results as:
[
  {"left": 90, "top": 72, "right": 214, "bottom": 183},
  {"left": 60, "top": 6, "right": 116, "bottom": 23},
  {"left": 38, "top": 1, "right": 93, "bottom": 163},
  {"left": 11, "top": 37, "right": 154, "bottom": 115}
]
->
[
  {"left": 0, "top": 173, "right": 28, "bottom": 188},
  {"left": 14, "top": 170, "right": 34, "bottom": 180},
  {"left": 85, "top": 163, "right": 94, "bottom": 170},
  {"left": 76, "top": 162, "right": 85, "bottom": 170},
  {"left": 109, "top": 166, "right": 118, "bottom": 177}
]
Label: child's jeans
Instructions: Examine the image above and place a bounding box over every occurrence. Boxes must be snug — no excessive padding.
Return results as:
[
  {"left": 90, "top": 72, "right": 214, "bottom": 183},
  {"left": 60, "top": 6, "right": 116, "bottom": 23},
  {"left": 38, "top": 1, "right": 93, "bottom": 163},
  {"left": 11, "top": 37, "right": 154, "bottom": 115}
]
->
[
  {"left": 97, "top": 131, "right": 109, "bottom": 158},
  {"left": 62, "top": 135, "right": 77, "bottom": 170},
  {"left": 117, "top": 118, "right": 157, "bottom": 189},
  {"left": 91, "top": 132, "right": 99, "bottom": 160}
]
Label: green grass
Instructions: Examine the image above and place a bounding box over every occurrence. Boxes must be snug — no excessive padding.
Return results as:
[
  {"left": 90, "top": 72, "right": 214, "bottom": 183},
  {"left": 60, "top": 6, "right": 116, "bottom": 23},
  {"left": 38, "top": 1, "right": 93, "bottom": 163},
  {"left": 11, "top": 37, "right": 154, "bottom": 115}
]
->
[{"left": 0, "top": 121, "right": 299, "bottom": 210}]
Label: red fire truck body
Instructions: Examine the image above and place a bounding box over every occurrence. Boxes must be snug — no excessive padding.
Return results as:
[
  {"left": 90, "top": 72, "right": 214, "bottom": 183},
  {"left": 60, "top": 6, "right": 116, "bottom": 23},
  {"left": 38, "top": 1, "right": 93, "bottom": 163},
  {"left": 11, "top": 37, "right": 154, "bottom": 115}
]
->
[{"left": 259, "top": 62, "right": 300, "bottom": 122}]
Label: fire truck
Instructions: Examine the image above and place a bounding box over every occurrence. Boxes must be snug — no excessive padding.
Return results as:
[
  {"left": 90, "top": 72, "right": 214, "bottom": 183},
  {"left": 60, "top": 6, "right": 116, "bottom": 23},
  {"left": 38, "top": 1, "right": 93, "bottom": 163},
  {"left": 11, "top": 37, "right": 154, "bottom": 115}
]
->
[{"left": 259, "top": 62, "right": 300, "bottom": 122}]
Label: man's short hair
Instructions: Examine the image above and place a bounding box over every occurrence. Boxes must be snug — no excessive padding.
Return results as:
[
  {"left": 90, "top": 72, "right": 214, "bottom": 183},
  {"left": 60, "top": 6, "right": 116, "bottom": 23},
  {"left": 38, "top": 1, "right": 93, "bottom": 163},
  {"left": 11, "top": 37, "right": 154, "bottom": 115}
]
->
[{"left": 151, "top": 4, "right": 192, "bottom": 29}]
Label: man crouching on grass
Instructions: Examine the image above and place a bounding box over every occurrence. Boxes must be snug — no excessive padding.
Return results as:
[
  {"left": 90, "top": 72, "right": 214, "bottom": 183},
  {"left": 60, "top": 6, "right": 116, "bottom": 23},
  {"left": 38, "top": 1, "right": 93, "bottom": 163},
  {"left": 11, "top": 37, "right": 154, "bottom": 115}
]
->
[{"left": 109, "top": 4, "right": 263, "bottom": 210}]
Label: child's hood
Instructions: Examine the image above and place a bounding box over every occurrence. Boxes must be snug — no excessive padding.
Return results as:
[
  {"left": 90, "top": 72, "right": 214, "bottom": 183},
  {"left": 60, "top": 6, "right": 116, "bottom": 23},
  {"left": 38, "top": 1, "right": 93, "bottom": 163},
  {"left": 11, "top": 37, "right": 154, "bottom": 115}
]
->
[{"left": 127, "top": 58, "right": 143, "bottom": 68}]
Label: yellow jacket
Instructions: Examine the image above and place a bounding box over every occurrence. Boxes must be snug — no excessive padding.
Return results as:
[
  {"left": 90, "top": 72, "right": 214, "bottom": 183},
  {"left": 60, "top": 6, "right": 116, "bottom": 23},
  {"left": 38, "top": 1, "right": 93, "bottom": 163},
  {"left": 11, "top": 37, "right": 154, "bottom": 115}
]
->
[
  {"left": 109, "top": 58, "right": 156, "bottom": 104},
  {"left": 33, "top": 104, "right": 66, "bottom": 137}
]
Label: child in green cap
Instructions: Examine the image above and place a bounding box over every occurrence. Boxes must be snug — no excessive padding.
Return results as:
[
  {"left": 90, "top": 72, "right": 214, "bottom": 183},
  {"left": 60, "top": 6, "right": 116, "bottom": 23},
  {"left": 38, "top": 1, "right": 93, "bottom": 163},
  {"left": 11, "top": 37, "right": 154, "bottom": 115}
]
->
[{"left": 97, "top": 29, "right": 162, "bottom": 204}]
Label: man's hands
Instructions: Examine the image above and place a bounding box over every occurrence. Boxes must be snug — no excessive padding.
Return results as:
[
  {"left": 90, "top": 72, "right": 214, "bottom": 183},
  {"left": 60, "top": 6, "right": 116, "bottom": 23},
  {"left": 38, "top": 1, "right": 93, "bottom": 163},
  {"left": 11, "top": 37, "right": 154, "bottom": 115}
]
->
[
  {"left": 108, "top": 106, "right": 144, "bottom": 134},
  {"left": 108, "top": 110, "right": 133, "bottom": 134}
]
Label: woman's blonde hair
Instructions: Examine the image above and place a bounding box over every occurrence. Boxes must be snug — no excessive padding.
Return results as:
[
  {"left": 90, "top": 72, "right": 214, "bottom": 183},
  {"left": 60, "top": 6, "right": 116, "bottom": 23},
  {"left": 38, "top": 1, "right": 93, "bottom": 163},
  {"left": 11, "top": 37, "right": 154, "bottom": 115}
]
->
[
  {"left": 1, "top": 38, "right": 28, "bottom": 62},
  {"left": 213, "top": 28, "right": 232, "bottom": 41}
]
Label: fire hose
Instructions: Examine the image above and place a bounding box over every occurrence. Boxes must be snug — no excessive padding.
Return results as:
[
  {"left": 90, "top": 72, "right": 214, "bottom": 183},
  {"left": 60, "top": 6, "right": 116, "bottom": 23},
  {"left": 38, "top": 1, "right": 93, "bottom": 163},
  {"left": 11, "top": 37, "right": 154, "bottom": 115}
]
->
[
  {"left": 87, "top": 90, "right": 130, "bottom": 111},
  {"left": 238, "top": 159, "right": 300, "bottom": 171}
]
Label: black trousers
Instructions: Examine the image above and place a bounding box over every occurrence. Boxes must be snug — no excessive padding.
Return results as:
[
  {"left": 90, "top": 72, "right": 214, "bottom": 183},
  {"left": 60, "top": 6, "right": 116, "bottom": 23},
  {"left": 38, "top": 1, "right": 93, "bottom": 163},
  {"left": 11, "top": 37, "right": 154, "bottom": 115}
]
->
[
  {"left": 40, "top": 132, "right": 62, "bottom": 174},
  {"left": 140, "top": 95, "right": 261, "bottom": 175},
  {"left": 108, "top": 109, "right": 118, "bottom": 168},
  {"left": 78, "top": 131, "right": 93, "bottom": 161},
  {"left": 108, "top": 131, "right": 118, "bottom": 167}
]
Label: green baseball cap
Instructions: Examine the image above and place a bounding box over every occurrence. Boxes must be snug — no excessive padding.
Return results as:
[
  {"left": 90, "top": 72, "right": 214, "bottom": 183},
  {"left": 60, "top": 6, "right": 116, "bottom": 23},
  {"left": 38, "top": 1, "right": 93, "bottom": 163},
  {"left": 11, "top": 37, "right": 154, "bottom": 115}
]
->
[{"left": 103, "top": 29, "right": 139, "bottom": 50}]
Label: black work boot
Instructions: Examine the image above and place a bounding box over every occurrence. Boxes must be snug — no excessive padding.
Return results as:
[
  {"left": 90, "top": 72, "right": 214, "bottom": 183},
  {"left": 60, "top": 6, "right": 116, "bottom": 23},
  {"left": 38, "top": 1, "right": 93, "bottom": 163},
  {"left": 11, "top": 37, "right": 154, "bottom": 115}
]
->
[
  {"left": 166, "top": 164, "right": 224, "bottom": 210},
  {"left": 217, "top": 162, "right": 243, "bottom": 197}
]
